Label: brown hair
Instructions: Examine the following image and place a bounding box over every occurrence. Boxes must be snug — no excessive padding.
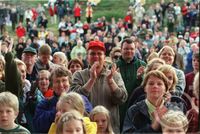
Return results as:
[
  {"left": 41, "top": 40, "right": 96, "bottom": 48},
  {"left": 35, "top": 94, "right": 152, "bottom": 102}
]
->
[
  {"left": 142, "top": 70, "right": 169, "bottom": 92},
  {"left": 68, "top": 58, "right": 84, "bottom": 70},
  {"left": 50, "top": 66, "right": 72, "bottom": 84},
  {"left": 38, "top": 44, "right": 52, "bottom": 55}
]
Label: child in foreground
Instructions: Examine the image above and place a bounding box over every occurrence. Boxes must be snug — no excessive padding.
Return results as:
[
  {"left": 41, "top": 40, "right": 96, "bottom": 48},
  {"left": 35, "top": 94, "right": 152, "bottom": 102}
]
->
[
  {"left": 0, "top": 91, "right": 30, "bottom": 133},
  {"left": 56, "top": 110, "right": 86, "bottom": 134},
  {"left": 48, "top": 92, "right": 96, "bottom": 134},
  {"left": 161, "top": 110, "right": 188, "bottom": 134},
  {"left": 90, "top": 105, "right": 115, "bottom": 134}
]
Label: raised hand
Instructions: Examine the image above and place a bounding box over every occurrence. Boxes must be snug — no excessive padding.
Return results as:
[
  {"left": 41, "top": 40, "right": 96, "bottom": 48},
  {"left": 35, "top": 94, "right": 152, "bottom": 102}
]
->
[
  {"left": 90, "top": 61, "right": 99, "bottom": 80},
  {"left": 137, "top": 66, "right": 145, "bottom": 78},
  {"left": 107, "top": 63, "right": 118, "bottom": 81}
]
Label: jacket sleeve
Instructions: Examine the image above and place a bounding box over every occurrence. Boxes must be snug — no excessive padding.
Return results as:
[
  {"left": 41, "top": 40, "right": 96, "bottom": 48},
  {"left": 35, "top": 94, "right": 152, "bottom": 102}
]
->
[
  {"left": 175, "top": 68, "right": 186, "bottom": 96},
  {"left": 33, "top": 99, "right": 56, "bottom": 133},
  {"left": 5, "top": 52, "right": 23, "bottom": 97}
]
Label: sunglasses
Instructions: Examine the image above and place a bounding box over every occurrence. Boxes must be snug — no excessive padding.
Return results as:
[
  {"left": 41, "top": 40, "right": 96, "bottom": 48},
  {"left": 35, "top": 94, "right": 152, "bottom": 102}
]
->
[{"left": 113, "top": 55, "right": 121, "bottom": 60}]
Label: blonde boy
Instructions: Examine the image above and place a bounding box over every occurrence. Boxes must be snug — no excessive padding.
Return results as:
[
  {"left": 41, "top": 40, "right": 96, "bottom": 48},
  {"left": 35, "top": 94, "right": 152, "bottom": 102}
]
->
[
  {"left": 161, "top": 110, "right": 188, "bottom": 134},
  {"left": 0, "top": 92, "right": 30, "bottom": 133}
]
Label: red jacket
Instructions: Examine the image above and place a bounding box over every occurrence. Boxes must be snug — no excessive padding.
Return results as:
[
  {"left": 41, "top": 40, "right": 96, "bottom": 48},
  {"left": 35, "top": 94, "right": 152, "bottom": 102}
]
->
[
  {"left": 181, "top": 5, "right": 188, "bottom": 16},
  {"left": 16, "top": 26, "right": 26, "bottom": 38},
  {"left": 124, "top": 15, "right": 132, "bottom": 23},
  {"left": 74, "top": 7, "right": 81, "bottom": 17}
]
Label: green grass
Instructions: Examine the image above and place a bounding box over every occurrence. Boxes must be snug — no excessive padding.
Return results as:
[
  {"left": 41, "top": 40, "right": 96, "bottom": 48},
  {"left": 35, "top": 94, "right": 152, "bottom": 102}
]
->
[{"left": 4, "top": 0, "right": 185, "bottom": 39}]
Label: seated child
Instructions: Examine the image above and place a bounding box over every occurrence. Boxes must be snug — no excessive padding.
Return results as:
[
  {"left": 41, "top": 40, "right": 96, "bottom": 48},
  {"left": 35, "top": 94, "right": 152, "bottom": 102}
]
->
[
  {"left": 161, "top": 110, "right": 188, "bottom": 134},
  {"left": 90, "top": 105, "right": 114, "bottom": 134},
  {"left": 56, "top": 110, "right": 86, "bottom": 134},
  {"left": 48, "top": 92, "right": 96, "bottom": 134},
  {"left": 0, "top": 91, "right": 30, "bottom": 133}
]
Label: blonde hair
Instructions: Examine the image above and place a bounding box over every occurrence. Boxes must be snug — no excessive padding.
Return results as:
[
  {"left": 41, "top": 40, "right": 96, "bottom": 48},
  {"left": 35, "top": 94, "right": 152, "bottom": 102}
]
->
[
  {"left": 90, "top": 105, "right": 114, "bottom": 134},
  {"left": 59, "top": 92, "right": 85, "bottom": 115},
  {"left": 145, "top": 58, "right": 165, "bottom": 74},
  {"left": 38, "top": 70, "right": 50, "bottom": 78},
  {"left": 15, "top": 59, "right": 27, "bottom": 71},
  {"left": 0, "top": 92, "right": 19, "bottom": 112},
  {"left": 161, "top": 110, "right": 188, "bottom": 132},
  {"left": 158, "top": 46, "right": 175, "bottom": 57},
  {"left": 53, "top": 52, "right": 68, "bottom": 67},
  {"left": 158, "top": 65, "right": 178, "bottom": 92},
  {"left": 147, "top": 52, "right": 159, "bottom": 63},
  {"left": 193, "top": 72, "right": 199, "bottom": 99},
  {"left": 56, "top": 110, "right": 86, "bottom": 134},
  {"left": 142, "top": 70, "right": 169, "bottom": 92}
]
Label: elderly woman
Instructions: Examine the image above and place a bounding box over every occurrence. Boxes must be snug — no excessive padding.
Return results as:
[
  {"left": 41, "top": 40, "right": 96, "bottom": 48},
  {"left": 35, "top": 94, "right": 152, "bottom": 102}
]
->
[
  {"left": 158, "top": 46, "right": 186, "bottom": 96},
  {"left": 53, "top": 52, "right": 68, "bottom": 67},
  {"left": 122, "top": 70, "right": 170, "bottom": 133}
]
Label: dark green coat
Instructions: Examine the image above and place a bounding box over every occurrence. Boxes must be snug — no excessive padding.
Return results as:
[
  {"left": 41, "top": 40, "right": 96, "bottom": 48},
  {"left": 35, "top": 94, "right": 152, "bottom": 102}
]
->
[
  {"left": 116, "top": 56, "right": 146, "bottom": 96},
  {"left": 116, "top": 56, "right": 146, "bottom": 130}
]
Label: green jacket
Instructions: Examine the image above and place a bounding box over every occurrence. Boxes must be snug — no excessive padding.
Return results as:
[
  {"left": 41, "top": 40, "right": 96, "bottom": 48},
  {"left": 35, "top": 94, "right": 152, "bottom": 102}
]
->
[
  {"left": 116, "top": 56, "right": 146, "bottom": 96},
  {"left": 116, "top": 56, "right": 146, "bottom": 130}
]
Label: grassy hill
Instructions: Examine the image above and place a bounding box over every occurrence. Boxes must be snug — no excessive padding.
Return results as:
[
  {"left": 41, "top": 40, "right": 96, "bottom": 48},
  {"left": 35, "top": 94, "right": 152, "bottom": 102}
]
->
[{"left": 4, "top": 0, "right": 184, "bottom": 39}]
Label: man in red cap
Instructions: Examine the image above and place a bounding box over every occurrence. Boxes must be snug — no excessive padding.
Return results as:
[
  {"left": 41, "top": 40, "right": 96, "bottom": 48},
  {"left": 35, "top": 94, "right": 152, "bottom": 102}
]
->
[{"left": 70, "top": 40, "right": 128, "bottom": 133}]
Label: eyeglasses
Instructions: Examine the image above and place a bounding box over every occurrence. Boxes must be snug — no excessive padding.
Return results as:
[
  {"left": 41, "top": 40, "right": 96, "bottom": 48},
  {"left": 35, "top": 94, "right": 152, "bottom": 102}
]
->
[{"left": 113, "top": 55, "right": 121, "bottom": 60}]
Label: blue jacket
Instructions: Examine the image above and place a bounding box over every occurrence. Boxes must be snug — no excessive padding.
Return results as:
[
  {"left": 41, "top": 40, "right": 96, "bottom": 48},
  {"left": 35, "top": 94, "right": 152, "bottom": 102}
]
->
[
  {"left": 33, "top": 93, "right": 93, "bottom": 133},
  {"left": 33, "top": 95, "right": 57, "bottom": 133},
  {"left": 122, "top": 100, "right": 161, "bottom": 134}
]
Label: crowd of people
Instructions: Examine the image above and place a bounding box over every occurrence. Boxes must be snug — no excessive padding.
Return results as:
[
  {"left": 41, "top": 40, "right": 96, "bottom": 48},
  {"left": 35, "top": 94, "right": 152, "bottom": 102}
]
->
[{"left": 0, "top": 0, "right": 199, "bottom": 134}]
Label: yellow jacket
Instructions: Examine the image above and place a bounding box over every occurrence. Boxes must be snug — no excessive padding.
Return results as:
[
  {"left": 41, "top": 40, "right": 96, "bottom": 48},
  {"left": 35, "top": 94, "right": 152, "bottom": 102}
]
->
[{"left": 48, "top": 117, "right": 97, "bottom": 134}]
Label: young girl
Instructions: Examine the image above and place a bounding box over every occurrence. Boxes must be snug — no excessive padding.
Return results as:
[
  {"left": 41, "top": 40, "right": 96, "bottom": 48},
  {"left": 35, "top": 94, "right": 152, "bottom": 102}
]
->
[
  {"left": 90, "top": 105, "right": 114, "bottom": 134},
  {"left": 48, "top": 92, "right": 96, "bottom": 134},
  {"left": 56, "top": 110, "right": 86, "bottom": 134}
]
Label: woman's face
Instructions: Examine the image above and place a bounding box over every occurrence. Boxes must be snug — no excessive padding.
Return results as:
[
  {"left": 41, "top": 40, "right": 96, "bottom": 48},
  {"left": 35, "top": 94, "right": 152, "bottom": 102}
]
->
[
  {"left": 69, "top": 62, "right": 82, "bottom": 74},
  {"left": 159, "top": 49, "right": 174, "bottom": 65},
  {"left": 163, "top": 71, "right": 174, "bottom": 91},
  {"left": 93, "top": 113, "right": 108, "bottom": 133},
  {"left": 17, "top": 64, "right": 26, "bottom": 83},
  {"left": 145, "top": 76, "right": 166, "bottom": 102},
  {"left": 53, "top": 55, "right": 61, "bottom": 65}
]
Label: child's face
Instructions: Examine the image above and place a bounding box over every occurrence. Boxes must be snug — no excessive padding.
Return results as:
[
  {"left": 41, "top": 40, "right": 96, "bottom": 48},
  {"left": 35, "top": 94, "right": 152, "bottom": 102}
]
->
[
  {"left": 93, "top": 113, "right": 108, "bottom": 133},
  {"left": 63, "top": 119, "right": 84, "bottom": 134},
  {"left": 162, "top": 127, "right": 185, "bottom": 134},
  {"left": 55, "top": 101, "right": 72, "bottom": 123},
  {"left": 0, "top": 106, "right": 18, "bottom": 129}
]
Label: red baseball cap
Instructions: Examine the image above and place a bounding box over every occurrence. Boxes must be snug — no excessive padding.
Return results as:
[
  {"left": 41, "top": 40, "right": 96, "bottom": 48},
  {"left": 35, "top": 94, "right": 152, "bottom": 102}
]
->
[{"left": 87, "top": 40, "right": 106, "bottom": 52}]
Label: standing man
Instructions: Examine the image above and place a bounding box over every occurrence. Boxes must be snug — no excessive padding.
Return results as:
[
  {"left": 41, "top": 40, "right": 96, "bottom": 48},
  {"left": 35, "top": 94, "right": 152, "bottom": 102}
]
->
[
  {"left": 70, "top": 40, "right": 128, "bottom": 133},
  {"left": 21, "top": 47, "right": 38, "bottom": 83},
  {"left": 116, "top": 38, "right": 146, "bottom": 129}
]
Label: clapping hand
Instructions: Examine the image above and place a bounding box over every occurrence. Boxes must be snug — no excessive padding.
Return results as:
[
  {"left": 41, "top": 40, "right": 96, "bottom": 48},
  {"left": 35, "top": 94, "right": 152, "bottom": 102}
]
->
[
  {"left": 90, "top": 61, "right": 99, "bottom": 80},
  {"left": 107, "top": 63, "right": 118, "bottom": 81}
]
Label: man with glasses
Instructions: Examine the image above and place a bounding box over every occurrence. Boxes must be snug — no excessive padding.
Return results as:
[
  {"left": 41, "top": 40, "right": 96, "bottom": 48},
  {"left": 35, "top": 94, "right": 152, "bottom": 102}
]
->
[
  {"left": 70, "top": 40, "right": 128, "bottom": 133},
  {"left": 116, "top": 38, "right": 146, "bottom": 131}
]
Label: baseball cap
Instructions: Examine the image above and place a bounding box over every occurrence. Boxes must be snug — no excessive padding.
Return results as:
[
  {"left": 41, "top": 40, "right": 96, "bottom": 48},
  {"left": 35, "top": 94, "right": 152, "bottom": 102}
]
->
[
  {"left": 87, "top": 40, "right": 106, "bottom": 52},
  {"left": 23, "top": 47, "right": 37, "bottom": 54}
]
